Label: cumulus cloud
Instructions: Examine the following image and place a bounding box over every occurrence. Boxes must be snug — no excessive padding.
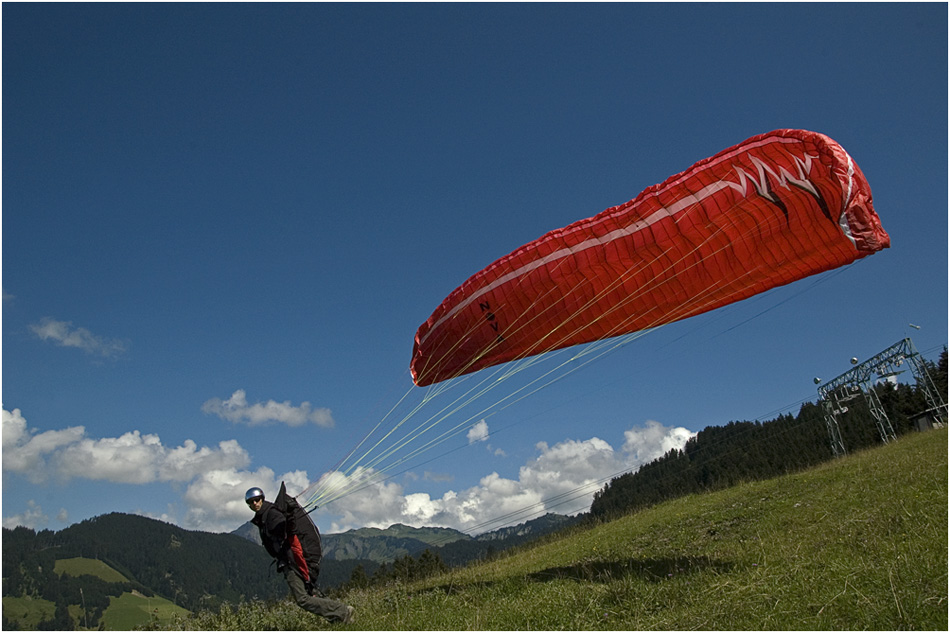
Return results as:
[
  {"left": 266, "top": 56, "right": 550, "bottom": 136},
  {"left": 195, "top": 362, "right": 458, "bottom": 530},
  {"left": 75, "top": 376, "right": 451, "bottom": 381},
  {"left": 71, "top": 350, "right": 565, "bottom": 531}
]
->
[
  {"left": 29, "top": 317, "right": 128, "bottom": 358},
  {"left": 2, "top": 406, "right": 282, "bottom": 532},
  {"left": 2, "top": 500, "right": 49, "bottom": 530},
  {"left": 181, "top": 466, "right": 312, "bottom": 532},
  {"left": 313, "top": 420, "right": 696, "bottom": 535},
  {"left": 467, "top": 420, "right": 489, "bottom": 444},
  {"left": 3, "top": 404, "right": 694, "bottom": 535},
  {"left": 2, "top": 406, "right": 250, "bottom": 485},
  {"left": 310, "top": 467, "right": 415, "bottom": 533},
  {"left": 54, "top": 434, "right": 252, "bottom": 485},
  {"left": 2, "top": 407, "right": 86, "bottom": 480},
  {"left": 622, "top": 419, "right": 696, "bottom": 463},
  {"left": 2, "top": 406, "right": 325, "bottom": 532},
  {"left": 202, "top": 389, "right": 334, "bottom": 428},
  {"left": 467, "top": 420, "right": 508, "bottom": 457}
]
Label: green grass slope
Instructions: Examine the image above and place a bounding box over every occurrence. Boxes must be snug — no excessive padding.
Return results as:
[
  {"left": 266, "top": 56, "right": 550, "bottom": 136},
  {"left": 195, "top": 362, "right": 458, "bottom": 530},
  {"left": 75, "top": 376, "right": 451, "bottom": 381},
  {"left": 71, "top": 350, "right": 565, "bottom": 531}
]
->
[
  {"left": 55, "top": 556, "right": 130, "bottom": 583},
  {"left": 102, "top": 591, "right": 190, "bottom": 630},
  {"left": 2, "top": 595, "right": 56, "bottom": 629},
  {"left": 171, "top": 428, "right": 948, "bottom": 630},
  {"left": 15, "top": 557, "right": 191, "bottom": 630}
]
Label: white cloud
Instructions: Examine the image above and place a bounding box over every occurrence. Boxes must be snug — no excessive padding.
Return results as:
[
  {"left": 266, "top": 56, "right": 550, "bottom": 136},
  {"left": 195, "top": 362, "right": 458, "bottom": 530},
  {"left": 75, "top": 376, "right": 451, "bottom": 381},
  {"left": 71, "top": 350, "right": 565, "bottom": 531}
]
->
[
  {"left": 51, "top": 433, "right": 252, "bottom": 485},
  {"left": 319, "top": 469, "right": 412, "bottom": 533},
  {"left": 2, "top": 407, "right": 86, "bottom": 481},
  {"left": 29, "top": 317, "right": 128, "bottom": 358},
  {"left": 161, "top": 439, "right": 251, "bottom": 481},
  {"left": 3, "top": 405, "right": 695, "bottom": 536},
  {"left": 518, "top": 436, "right": 619, "bottom": 504},
  {"left": 2, "top": 407, "right": 325, "bottom": 533},
  {"left": 1, "top": 406, "right": 288, "bottom": 533},
  {"left": 622, "top": 419, "right": 695, "bottom": 463},
  {"left": 313, "top": 420, "right": 696, "bottom": 535},
  {"left": 202, "top": 389, "right": 334, "bottom": 428},
  {"left": 181, "top": 466, "right": 312, "bottom": 532},
  {"left": 467, "top": 420, "right": 489, "bottom": 444},
  {"left": 2, "top": 406, "right": 250, "bottom": 486},
  {"left": 2, "top": 500, "right": 48, "bottom": 530}
]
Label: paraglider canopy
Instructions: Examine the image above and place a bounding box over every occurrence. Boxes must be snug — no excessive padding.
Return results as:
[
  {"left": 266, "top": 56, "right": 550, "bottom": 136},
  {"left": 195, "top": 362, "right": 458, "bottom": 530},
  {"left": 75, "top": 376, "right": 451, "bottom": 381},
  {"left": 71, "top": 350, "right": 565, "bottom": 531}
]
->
[{"left": 411, "top": 129, "right": 889, "bottom": 387}]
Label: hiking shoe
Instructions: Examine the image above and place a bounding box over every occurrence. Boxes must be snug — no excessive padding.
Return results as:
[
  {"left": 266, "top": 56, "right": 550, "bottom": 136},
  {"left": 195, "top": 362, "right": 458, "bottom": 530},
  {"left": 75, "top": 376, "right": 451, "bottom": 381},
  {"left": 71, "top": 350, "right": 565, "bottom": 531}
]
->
[{"left": 342, "top": 605, "right": 355, "bottom": 624}]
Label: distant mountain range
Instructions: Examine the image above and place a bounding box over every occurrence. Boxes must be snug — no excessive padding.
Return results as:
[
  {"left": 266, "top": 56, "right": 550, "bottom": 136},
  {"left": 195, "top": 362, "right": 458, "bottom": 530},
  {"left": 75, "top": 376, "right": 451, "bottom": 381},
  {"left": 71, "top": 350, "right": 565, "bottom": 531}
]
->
[
  {"left": 232, "top": 519, "right": 468, "bottom": 563},
  {"left": 233, "top": 512, "right": 581, "bottom": 585}
]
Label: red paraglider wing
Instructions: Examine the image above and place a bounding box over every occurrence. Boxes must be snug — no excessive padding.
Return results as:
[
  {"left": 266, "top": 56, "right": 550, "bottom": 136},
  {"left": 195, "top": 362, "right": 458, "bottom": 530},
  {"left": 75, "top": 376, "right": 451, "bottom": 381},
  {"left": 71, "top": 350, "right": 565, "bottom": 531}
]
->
[{"left": 411, "top": 129, "right": 889, "bottom": 387}]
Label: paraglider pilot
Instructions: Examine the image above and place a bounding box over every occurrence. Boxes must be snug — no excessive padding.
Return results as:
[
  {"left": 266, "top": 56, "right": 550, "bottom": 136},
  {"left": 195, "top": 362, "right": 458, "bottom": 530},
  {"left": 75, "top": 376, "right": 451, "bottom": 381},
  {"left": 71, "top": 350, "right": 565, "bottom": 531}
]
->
[{"left": 246, "top": 487, "right": 355, "bottom": 624}]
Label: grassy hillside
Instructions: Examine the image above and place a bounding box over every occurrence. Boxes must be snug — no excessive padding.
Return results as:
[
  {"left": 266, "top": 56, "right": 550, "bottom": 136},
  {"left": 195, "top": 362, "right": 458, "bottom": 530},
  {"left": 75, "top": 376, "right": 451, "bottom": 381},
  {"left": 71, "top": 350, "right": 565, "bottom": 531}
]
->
[
  {"left": 102, "top": 591, "right": 190, "bottom": 630},
  {"left": 13, "top": 556, "right": 191, "bottom": 630},
  {"left": 55, "top": 557, "right": 130, "bottom": 583},
  {"left": 2, "top": 595, "right": 56, "bottom": 629},
  {"left": 169, "top": 428, "right": 947, "bottom": 630}
]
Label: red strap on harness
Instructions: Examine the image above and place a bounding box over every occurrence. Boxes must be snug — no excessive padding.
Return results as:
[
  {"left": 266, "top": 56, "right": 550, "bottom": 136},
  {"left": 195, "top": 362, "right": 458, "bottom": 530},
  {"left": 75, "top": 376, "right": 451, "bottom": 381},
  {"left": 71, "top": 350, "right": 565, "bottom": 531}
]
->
[{"left": 289, "top": 534, "right": 310, "bottom": 582}]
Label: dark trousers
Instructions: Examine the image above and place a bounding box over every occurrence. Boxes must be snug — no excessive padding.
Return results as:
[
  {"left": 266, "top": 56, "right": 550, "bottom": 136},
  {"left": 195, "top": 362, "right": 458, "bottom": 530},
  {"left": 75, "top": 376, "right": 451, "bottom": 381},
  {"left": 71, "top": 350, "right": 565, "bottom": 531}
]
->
[{"left": 282, "top": 567, "right": 350, "bottom": 622}]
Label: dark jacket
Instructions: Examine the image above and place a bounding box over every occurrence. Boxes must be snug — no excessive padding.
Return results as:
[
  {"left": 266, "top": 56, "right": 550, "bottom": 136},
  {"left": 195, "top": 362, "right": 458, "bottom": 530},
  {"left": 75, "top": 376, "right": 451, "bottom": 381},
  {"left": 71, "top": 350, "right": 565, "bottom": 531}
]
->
[{"left": 251, "top": 500, "right": 291, "bottom": 564}]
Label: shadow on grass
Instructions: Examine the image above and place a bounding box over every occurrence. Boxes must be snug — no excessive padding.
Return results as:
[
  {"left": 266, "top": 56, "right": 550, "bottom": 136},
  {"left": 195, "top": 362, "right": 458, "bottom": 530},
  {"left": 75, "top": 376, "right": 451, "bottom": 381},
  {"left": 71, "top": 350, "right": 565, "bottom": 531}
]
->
[
  {"left": 419, "top": 556, "right": 732, "bottom": 596},
  {"left": 526, "top": 555, "right": 733, "bottom": 584}
]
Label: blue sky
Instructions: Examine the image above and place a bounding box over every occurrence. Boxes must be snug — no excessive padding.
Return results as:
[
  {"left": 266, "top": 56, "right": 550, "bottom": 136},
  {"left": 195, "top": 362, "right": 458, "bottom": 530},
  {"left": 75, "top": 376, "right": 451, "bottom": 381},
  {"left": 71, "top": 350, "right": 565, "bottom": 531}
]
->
[{"left": 3, "top": 3, "right": 947, "bottom": 536}]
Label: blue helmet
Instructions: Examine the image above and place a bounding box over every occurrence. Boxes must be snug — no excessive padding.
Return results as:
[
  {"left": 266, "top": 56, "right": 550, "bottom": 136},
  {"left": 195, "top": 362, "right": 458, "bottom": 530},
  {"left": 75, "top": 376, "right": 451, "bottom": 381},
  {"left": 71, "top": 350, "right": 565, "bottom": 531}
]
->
[{"left": 245, "top": 487, "right": 265, "bottom": 503}]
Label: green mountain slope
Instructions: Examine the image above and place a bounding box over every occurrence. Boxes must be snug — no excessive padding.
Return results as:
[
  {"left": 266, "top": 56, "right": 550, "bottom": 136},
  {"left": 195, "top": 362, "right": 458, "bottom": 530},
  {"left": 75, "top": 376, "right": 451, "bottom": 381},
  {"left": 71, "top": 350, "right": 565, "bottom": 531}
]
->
[
  {"left": 101, "top": 590, "right": 190, "bottom": 630},
  {"left": 4, "top": 556, "right": 189, "bottom": 630},
  {"left": 177, "top": 428, "right": 947, "bottom": 631},
  {"left": 3, "top": 513, "right": 285, "bottom": 618},
  {"left": 55, "top": 557, "right": 130, "bottom": 583}
]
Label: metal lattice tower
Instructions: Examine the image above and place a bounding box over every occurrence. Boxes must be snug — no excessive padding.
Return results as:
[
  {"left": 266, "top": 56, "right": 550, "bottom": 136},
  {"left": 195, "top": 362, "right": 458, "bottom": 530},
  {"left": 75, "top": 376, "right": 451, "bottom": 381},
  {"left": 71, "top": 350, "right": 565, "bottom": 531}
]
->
[{"left": 816, "top": 337, "right": 947, "bottom": 457}]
